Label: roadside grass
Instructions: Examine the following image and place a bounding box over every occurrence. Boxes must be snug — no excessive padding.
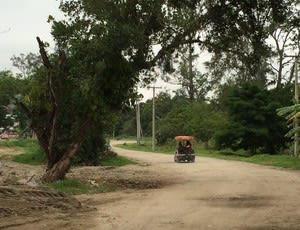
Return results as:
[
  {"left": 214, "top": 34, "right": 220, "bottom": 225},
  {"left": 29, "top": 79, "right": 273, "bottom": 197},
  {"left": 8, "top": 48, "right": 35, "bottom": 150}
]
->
[
  {"left": 46, "top": 156, "right": 135, "bottom": 195},
  {"left": 199, "top": 149, "right": 300, "bottom": 170},
  {"left": 12, "top": 147, "right": 46, "bottom": 165},
  {"left": 0, "top": 139, "right": 46, "bottom": 165},
  {"left": 46, "top": 178, "right": 116, "bottom": 195},
  {"left": 100, "top": 155, "right": 136, "bottom": 166},
  {"left": 117, "top": 141, "right": 300, "bottom": 170},
  {"left": 46, "top": 155, "right": 134, "bottom": 195},
  {"left": 0, "top": 138, "right": 36, "bottom": 148},
  {"left": 1, "top": 139, "right": 134, "bottom": 195},
  {"left": 119, "top": 141, "right": 175, "bottom": 153},
  {"left": 1, "top": 139, "right": 136, "bottom": 167}
]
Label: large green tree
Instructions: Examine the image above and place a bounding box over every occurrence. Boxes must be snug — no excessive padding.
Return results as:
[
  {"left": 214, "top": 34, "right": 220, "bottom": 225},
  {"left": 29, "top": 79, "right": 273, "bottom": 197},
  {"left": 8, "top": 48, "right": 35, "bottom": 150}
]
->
[
  {"left": 215, "top": 83, "right": 292, "bottom": 154},
  {"left": 269, "top": 4, "right": 300, "bottom": 88},
  {"left": 139, "top": 92, "right": 174, "bottom": 136},
  {"left": 0, "top": 71, "right": 29, "bottom": 133},
  {"left": 21, "top": 0, "right": 203, "bottom": 182},
  {"left": 203, "top": 0, "right": 294, "bottom": 88},
  {"left": 10, "top": 53, "right": 42, "bottom": 78},
  {"left": 167, "top": 42, "right": 211, "bottom": 102},
  {"left": 156, "top": 99, "right": 225, "bottom": 145}
]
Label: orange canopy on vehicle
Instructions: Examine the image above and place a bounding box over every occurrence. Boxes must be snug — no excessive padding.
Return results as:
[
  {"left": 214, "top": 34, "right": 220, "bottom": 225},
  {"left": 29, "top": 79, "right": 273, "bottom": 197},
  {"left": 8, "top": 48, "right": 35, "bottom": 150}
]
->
[{"left": 174, "top": 136, "right": 195, "bottom": 141}]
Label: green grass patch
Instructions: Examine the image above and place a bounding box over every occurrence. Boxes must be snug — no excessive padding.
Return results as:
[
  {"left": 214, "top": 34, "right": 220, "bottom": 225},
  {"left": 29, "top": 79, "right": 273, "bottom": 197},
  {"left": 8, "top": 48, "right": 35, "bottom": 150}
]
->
[
  {"left": 12, "top": 148, "right": 45, "bottom": 165},
  {"left": 193, "top": 148, "right": 300, "bottom": 169},
  {"left": 240, "top": 154, "right": 300, "bottom": 170},
  {"left": 117, "top": 140, "right": 300, "bottom": 170},
  {"left": 100, "top": 155, "right": 136, "bottom": 167},
  {"left": 0, "top": 138, "right": 37, "bottom": 148},
  {"left": 118, "top": 142, "right": 175, "bottom": 154},
  {"left": 0, "top": 139, "right": 46, "bottom": 165},
  {"left": 46, "top": 178, "right": 116, "bottom": 195},
  {"left": 5, "top": 139, "right": 46, "bottom": 165},
  {"left": 2, "top": 139, "right": 134, "bottom": 167}
]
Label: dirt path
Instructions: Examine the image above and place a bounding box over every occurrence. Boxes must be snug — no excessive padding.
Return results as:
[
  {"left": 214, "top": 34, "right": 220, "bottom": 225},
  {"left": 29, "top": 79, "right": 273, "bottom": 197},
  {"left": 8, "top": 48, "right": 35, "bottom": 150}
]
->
[{"left": 86, "top": 141, "right": 300, "bottom": 230}]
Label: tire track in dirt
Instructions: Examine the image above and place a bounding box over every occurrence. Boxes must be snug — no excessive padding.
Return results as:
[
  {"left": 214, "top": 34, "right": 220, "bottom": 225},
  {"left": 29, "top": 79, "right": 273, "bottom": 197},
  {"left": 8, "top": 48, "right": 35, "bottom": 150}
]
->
[{"left": 0, "top": 186, "right": 87, "bottom": 229}]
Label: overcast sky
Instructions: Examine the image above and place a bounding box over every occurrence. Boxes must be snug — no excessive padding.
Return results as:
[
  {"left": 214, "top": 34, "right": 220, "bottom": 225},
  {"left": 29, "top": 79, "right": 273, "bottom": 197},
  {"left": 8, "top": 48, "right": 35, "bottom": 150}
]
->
[{"left": 0, "top": 0, "right": 62, "bottom": 72}]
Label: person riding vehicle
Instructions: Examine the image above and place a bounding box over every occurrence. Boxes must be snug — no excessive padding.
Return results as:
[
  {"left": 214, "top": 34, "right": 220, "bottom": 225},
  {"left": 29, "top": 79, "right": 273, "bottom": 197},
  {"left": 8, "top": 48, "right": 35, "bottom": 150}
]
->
[{"left": 174, "top": 136, "right": 195, "bottom": 163}]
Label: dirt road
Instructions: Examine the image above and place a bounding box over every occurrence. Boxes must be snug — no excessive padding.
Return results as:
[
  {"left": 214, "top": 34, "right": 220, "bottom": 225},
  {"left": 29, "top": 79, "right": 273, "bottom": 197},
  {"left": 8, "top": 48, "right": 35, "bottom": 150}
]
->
[
  {"left": 87, "top": 141, "right": 300, "bottom": 230},
  {"left": 2, "top": 141, "right": 300, "bottom": 229}
]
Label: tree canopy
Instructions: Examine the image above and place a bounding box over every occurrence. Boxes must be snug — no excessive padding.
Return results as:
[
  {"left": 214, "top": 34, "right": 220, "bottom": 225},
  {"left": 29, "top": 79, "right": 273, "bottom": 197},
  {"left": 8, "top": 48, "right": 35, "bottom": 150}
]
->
[
  {"left": 215, "top": 83, "right": 292, "bottom": 154},
  {"left": 0, "top": 71, "right": 29, "bottom": 133},
  {"left": 202, "top": 0, "right": 298, "bottom": 89}
]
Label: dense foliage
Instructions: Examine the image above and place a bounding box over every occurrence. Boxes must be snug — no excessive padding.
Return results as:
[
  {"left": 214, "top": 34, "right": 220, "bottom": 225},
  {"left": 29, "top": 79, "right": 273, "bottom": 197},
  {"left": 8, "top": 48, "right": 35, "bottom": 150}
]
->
[
  {"left": 116, "top": 82, "right": 293, "bottom": 155},
  {"left": 0, "top": 71, "right": 29, "bottom": 134},
  {"left": 116, "top": 92, "right": 226, "bottom": 146},
  {"left": 215, "top": 83, "right": 292, "bottom": 154},
  {"left": 203, "top": 0, "right": 298, "bottom": 88},
  {"left": 156, "top": 99, "right": 226, "bottom": 145}
]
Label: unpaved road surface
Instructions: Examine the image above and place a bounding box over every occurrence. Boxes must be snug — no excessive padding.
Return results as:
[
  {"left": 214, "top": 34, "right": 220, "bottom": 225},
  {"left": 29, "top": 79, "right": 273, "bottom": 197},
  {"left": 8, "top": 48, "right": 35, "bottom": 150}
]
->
[
  {"left": 89, "top": 141, "right": 300, "bottom": 230},
  {"left": 1, "top": 140, "right": 300, "bottom": 229}
]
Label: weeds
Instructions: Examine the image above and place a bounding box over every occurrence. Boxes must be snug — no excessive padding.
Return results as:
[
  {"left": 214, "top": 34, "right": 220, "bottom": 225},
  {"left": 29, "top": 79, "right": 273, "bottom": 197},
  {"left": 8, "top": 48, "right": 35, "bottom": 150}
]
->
[{"left": 46, "top": 178, "right": 116, "bottom": 195}]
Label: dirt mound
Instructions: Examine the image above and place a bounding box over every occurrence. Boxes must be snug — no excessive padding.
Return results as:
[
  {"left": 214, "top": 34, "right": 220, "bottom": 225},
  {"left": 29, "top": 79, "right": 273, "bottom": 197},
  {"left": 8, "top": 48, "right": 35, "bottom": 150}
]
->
[
  {"left": 0, "top": 185, "right": 92, "bottom": 230},
  {"left": 0, "top": 186, "right": 81, "bottom": 218},
  {"left": 68, "top": 165, "right": 170, "bottom": 190},
  {"left": 0, "top": 160, "right": 44, "bottom": 186}
]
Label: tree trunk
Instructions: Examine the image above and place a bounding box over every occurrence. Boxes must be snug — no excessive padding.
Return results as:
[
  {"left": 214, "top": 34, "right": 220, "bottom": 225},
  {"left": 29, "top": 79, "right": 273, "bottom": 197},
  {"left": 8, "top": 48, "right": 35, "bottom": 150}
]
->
[
  {"left": 41, "top": 116, "right": 91, "bottom": 182},
  {"left": 188, "top": 41, "right": 195, "bottom": 101},
  {"left": 41, "top": 142, "right": 82, "bottom": 183},
  {"left": 277, "top": 53, "right": 283, "bottom": 88}
]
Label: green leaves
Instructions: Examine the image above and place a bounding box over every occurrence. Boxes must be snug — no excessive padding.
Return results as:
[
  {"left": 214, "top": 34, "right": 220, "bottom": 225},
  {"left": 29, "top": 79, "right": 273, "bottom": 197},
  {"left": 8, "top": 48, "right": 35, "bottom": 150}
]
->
[
  {"left": 204, "top": 0, "right": 294, "bottom": 86},
  {"left": 154, "top": 95, "right": 226, "bottom": 145},
  {"left": 277, "top": 104, "right": 300, "bottom": 117},
  {"left": 216, "top": 83, "right": 291, "bottom": 154},
  {"left": 0, "top": 71, "right": 30, "bottom": 133},
  {"left": 277, "top": 103, "right": 300, "bottom": 139}
]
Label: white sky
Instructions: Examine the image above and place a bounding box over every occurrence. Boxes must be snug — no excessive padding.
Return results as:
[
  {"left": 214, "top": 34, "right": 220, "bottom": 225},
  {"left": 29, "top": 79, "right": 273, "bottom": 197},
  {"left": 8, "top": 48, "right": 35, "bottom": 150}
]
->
[{"left": 0, "top": 0, "right": 63, "bottom": 72}]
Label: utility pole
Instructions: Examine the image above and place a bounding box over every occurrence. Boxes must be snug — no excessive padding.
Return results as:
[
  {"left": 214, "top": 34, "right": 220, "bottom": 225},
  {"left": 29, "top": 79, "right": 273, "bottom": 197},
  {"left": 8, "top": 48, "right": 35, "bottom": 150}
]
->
[
  {"left": 148, "top": 86, "right": 162, "bottom": 152},
  {"left": 294, "top": 57, "right": 299, "bottom": 157},
  {"left": 136, "top": 102, "right": 141, "bottom": 145}
]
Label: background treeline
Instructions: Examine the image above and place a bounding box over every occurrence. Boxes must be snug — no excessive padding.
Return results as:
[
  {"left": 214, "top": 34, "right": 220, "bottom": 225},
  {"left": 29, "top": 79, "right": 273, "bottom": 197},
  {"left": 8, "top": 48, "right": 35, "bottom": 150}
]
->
[
  {"left": 0, "top": 69, "right": 294, "bottom": 156},
  {"left": 115, "top": 83, "right": 293, "bottom": 155}
]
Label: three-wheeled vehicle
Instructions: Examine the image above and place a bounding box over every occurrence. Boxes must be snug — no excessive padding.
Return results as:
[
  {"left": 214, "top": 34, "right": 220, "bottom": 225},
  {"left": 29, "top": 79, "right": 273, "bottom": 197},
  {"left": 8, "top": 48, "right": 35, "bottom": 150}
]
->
[{"left": 174, "top": 136, "right": 195, "bottom": 163}]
